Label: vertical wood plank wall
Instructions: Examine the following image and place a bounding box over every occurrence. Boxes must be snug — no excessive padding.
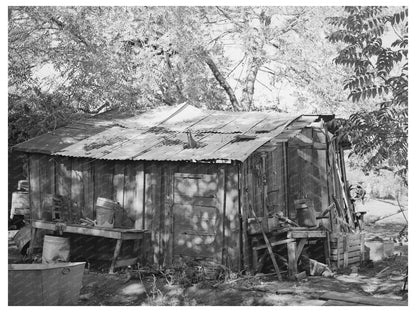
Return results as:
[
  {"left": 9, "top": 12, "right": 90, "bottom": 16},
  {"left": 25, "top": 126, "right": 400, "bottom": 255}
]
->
[
  {"left": 225, "top": 165, "right": 240, "bottom": 270},
  {"left": 28, "top": 154, "right": 41, "bottom": 220},
  {"left": 265, "top": 144, "right": 286, "bottom": 215},
  {"left": 287, "top": 128, "right": 330, "bottom": 219}
]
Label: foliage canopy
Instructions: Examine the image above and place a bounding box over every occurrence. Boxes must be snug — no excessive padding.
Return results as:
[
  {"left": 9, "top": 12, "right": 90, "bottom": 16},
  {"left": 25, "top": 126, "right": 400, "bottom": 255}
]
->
[{"left": 327, "top": 6, "right": 408, "bottom": 184}]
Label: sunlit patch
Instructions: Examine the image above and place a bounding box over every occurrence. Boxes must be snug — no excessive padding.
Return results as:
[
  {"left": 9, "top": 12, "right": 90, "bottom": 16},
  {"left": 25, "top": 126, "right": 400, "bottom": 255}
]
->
[
  {"left": 193, "top": 237, "right": 203, "bottom": 244},
  {"left": 121, "top": 283, "right": 145, "bottom": 296}
]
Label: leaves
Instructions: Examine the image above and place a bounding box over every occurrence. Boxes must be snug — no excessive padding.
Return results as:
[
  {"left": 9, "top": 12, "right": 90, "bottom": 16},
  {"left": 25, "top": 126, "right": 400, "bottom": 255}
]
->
[
  {"left": 327, "top": 6, "right": 408, "bottom": 183},
  {"left": 391, "top": 8, "right": 408, "bottom": 26}
]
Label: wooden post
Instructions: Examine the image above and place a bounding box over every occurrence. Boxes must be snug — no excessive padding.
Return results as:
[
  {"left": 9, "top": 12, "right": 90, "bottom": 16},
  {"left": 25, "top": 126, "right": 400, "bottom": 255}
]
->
[
  {"left": 324, "top": 232, "right": 331, "bottom": 266},
  {"left": 287, "top": 241, "right": 297, "bottom": 280},
  {"left": 250, "top": 205, "right": 282, "bottom": 281},
  {"left": 109, "top": 239, "right": 123, "bottom": 274},
  {"left": 295, "top": 238, "right": 307, "bottom": 263}
]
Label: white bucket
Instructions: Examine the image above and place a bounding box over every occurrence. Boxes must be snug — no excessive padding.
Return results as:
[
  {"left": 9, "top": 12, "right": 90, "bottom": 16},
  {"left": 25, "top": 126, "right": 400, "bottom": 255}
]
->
[{"left": 42, "top": 235, "right": 70, "bottom": 264}]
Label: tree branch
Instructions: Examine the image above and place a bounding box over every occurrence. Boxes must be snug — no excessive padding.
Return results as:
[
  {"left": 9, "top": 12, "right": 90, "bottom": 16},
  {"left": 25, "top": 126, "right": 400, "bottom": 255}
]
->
[
  {"left": 78, "top": 102, "right": 109, "bottom": 114},
  {"left": 203, "top": 53, "right": 242, "bottom": 111},
  {"left": 49, "top": 16, "right": 90, "bottom": 48}
]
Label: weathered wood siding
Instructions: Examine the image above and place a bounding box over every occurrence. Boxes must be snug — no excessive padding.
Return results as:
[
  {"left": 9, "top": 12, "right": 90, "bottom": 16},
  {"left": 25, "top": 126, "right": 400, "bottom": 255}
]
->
[
  {"left": 265, "top": 144, "right": 286, "bottom": 215},
  {"left": 287, "top": 127, "right": 330, "bottom": 220},
  {"left": 28, "top": 155, "right": 243, "bottom": 269}
]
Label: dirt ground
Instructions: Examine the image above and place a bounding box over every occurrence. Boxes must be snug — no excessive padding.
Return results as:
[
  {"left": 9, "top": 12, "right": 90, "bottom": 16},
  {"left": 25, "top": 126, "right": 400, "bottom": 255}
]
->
[
  {"left": 9, "top": 198, "right": 408, "bottom": 306},
  {"left": 74, "top": 239, "right": 407, "bottom": 306}
]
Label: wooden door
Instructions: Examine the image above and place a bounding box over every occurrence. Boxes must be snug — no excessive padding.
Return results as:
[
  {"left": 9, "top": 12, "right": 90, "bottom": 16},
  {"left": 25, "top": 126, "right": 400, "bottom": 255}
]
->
[{"left": 172, "top": 173, "right": 220, "bottom": 261}]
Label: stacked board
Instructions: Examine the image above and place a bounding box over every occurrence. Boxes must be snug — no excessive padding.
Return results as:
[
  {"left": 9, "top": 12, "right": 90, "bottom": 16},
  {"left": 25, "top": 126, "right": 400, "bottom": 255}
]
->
[{"left": 330, "top": 232, "right": 365, "bottom": 268}]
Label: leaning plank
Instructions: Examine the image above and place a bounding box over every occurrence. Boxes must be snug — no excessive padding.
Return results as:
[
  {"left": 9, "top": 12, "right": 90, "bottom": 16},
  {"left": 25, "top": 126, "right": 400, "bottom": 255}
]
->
[
  {"left": 252, "top": 238, "right": 295, "bottom": 251},
  {"left": 320, "top": 291, "right": 407, "bottom": 306},
  {"left": 250, "top": 205, "right": 282, "bottom": 281}
]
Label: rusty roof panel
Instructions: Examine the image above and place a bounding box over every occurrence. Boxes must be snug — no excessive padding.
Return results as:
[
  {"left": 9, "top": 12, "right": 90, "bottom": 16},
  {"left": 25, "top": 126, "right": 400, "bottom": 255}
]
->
[
  {"left": 13, "top": 125, "right": 108, "bottom": 154},
  {"left": 13, "top": 103, "right": 328, "bottom": 162}
]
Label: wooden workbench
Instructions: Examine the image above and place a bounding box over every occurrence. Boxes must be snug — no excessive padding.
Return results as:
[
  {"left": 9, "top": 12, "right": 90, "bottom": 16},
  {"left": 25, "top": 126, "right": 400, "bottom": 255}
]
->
[
  {"left": 30, "top": 220, "right": 148, "bottom": 273},
  {"left": 251, "top": 227, "right": 330, "bottom": 280}
]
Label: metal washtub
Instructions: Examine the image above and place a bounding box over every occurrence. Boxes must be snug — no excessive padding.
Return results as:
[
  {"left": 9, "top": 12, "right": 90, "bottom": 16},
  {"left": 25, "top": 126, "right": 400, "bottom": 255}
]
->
[{"left": 8, "top": 262, "right": 85, "bottom": 306}]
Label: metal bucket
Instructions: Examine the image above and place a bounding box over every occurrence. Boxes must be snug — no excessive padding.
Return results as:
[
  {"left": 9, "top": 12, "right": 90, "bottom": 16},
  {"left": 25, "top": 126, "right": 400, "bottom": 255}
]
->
[
  {"left": 10, "top": 192, "right": 30, "bottom": 219},
  {"left": 42, "top": 235, "right": 70, "bottom": 264},
  {"left": 96, "top": 197, "right": 116, "bottom": 228},
  {"left": 295, "top": 201, "right": 317, "bottom": 227},
  {"left": 8, "top": 262, "right": 85, "bottom": 305}
]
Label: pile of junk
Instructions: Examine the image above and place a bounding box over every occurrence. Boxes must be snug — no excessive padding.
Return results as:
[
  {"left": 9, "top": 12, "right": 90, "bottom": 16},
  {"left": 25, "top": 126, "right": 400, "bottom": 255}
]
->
[{"left": 8, "top": 180, "right": 86, "bottom": 306}]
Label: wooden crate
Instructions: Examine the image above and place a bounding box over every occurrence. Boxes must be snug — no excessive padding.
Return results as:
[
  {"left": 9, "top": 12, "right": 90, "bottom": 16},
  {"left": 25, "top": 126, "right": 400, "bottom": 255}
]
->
[{"left": 329, "top": 232, "right": 365, "bottom": 268}]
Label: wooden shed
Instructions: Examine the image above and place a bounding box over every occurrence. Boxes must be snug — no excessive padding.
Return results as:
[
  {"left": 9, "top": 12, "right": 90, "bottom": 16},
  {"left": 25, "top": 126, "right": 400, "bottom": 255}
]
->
[{"left": 13, "top": 103, "right": 358, "bottom": 277}]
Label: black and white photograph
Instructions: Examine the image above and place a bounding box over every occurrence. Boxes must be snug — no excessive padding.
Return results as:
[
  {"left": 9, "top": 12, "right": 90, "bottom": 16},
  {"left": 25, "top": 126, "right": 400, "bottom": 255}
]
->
[{"left": 6, "top": 1, "right": 410, "bottom": 307}]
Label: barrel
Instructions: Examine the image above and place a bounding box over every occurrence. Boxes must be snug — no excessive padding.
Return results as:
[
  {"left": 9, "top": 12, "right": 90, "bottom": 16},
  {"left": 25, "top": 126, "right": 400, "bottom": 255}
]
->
[
  {"left": 295, "top": 200, "right": 317, "bottom": 227},
  {"left": 96, "top": 197, "right": 116, "bottom": 228},
  {"left": 42, "top": 235, "right": 70, "bottom": 264},
  {"left": 10, "top": 192, "right": 30, "bottom": 218}
]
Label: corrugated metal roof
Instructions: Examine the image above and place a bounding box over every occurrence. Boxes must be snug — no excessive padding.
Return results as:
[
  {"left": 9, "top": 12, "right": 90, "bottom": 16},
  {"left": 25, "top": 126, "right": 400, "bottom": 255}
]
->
[{"left": 13, "top": 103, "right": 323, "bottom": 162}]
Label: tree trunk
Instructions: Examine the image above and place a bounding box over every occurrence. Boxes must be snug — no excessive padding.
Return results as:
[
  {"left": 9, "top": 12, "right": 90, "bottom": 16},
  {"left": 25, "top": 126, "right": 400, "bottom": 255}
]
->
[
  {"left": 204, "top": 56, "right": 243, "bottom": 111},
  {"left": 240, "top": 57, "right": 262, "bottom": 110}
]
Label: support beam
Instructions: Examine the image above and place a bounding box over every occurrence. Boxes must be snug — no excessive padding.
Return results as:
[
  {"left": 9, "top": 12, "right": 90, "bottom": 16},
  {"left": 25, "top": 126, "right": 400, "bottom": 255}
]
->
[
  {"left": 324, "top": 232, "right": 331, "bottom": 266},
  {"left": 109, "top": 239, "right": 123, "bottom": 274},
  {"left": 295, "top": 238, "right": 307, "bottom": 262},
  {"left": 287, "top": 241, "right": 297, "bottom": 280}
]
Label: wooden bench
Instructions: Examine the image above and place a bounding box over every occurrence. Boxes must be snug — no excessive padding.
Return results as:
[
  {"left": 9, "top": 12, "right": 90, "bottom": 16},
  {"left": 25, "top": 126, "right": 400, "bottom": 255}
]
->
[
  {"left": 29, "top": 220, "right": 148, "bottom": 273},
  {"left": 250, "top": 228, "right": 330, "bottom": 280}
]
